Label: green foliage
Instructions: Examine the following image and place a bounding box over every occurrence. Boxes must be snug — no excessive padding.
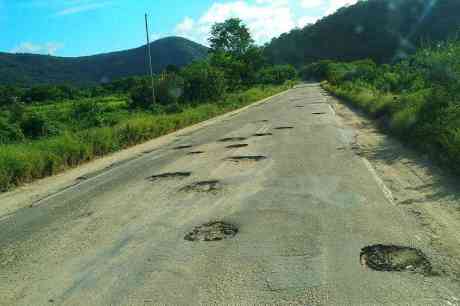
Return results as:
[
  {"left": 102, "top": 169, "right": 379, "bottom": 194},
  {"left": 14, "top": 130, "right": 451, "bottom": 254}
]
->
[
  {"left": 0, "top": 84, "right": 289, "bottom": 191},
  {"left": 323, "top": 40, "right": 460, "bottom": 174},
  {"left": 20, "top": 113, "right": 60, "bottom": 139},
  {"left": 209, "top": 18, "right": 254, "bottom": 57},
  {"left": 264, "top": 0, "right": 460, "bottom": 67},
  {"left": 0, "top": 37, "right": 209, "bottom": 87},
  {"left": 256, "top": 65, "right": 297, "bottom": 84},
  {"left": 0, "top": 115, "right": 24, "bottom": 144},
  {"left": 181, "top": 61, "right": 227, "bottom": 102}
]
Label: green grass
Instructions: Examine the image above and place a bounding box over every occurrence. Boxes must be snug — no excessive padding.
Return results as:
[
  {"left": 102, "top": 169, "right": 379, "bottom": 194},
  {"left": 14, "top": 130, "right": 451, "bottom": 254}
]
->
[{"left": 0, "top": 84, "right": 291, "bottom": 191}]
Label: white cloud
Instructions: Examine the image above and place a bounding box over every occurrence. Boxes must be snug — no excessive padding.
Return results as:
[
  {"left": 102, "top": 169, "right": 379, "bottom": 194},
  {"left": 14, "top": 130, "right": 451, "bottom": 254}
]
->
[
  {"left": 11, "top": 42, "right": 64, "bottom": 55},
  {"left": 299, "top": 0, "right": 324, "bottom": 9},
  {"left": 56, "top": 1, "right": 111, "bottom": 16},
  {"left": 174, "top": 0, "right": 360, "bottom": 45},
  {"left": 297, "top": 15, "right": 320, "bottom": 27},
  {"left": 175, "top": 0, "right": 295, "bottom": 45},
  {"left": 325, "top": 0, "right": 357, "bottom": 15},
  {"left": 175, "top": 17, "right": 195, "bottom": 35}
]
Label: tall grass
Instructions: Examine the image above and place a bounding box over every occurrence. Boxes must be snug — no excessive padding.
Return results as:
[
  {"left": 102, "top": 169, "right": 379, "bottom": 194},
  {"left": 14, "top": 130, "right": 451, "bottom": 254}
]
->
[{"left": 0, "top": 84, "right": 290, "bottom": 191}]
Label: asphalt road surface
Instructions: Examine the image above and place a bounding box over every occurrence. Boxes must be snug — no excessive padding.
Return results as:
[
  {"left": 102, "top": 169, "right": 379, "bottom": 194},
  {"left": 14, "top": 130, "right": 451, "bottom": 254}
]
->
[{"left": 1, "top": 84, "right": 459, "bottom": 305}]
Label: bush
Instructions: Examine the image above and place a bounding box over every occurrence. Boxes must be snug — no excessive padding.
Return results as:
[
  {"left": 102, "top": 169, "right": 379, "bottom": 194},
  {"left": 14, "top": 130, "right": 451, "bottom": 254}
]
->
[
  {"left": 0, "top": 115, "right": 24, "bottom": 144},
  {"left": 20, "top": 113, "right": 60, "bottom": 139},
  {"left": 256, "top": 65, "right": 297, "bottom": 85},
  {"left": 181, "top": 61, "right": 227, "bottom": 103}
]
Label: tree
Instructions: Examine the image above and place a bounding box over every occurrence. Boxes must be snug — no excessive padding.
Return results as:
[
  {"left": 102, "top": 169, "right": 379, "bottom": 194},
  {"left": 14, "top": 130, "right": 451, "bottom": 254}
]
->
[
  {"left": 208, "top": 18, "right": 265, "bottom": 88},
  {"left": 209, "top": 18, "right": 254, "bottom": 57}
]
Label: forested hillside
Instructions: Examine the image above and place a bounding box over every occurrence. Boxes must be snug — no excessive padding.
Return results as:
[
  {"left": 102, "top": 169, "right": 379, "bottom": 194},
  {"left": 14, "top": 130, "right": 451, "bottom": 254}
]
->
[
  {"left": 265, "top": 0, "right": 460, "bottom": 66},
  {"left": 0, "top": 37, "right": 208, "bottom": 86}
]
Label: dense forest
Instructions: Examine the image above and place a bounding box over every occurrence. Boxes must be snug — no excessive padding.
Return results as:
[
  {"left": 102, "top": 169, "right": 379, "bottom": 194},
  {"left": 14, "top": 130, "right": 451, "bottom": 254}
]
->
[
  {"left": 0, "top": 37, "right": 208, "bottom": 86},
  {"left": 265, "top": 0, "right": 460, "bottom": 67}
]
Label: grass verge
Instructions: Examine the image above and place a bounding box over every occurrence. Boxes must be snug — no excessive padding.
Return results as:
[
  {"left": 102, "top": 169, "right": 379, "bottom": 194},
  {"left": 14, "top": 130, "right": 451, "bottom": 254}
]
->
[{"left": 0, "top": 85, "right": 290, "bottom": 191}]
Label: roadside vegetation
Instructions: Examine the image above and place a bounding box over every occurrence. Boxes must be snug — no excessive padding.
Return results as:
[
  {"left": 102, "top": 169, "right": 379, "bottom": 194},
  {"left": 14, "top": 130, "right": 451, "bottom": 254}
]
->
[
  {"left": 0, "top": 18, "right": 297, "bottom": 191},
  {"left": 302, "top": 40, "right": 460, "bottom": 174}
]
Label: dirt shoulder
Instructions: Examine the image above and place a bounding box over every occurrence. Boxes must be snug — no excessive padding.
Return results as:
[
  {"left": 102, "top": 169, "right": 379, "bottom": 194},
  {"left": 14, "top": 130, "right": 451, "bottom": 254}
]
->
[{"left": 331, "top": 97, "right": 460, "bottom": 281}]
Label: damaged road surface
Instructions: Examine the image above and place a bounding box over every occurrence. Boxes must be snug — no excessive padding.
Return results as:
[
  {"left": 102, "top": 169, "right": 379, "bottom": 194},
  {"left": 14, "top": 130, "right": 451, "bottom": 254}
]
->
[{"left": 1, "top": 84, "right": 460, "bottom": 305}]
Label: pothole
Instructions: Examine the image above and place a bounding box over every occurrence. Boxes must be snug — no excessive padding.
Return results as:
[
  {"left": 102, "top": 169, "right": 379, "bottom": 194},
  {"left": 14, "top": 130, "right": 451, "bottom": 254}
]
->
[
  {"left": 187, "top": 151, "right": 205, "bottom": 155},
  {"left": 218, "top": 137, "right": 247, "bottom": 142},
  {"left": 312, "top": 112, "right": 326, "bottom": 115},
  {"left": 360, "top": 244, "right": 432, "bottom": 274},
  {"left": 226, "top": 144, "right": 249, "bottom": 149},
  {"left": 147, "top": 172, "right": 192, "bottom": 181},
  {"left": 173, "top": 145, "right": 193, "bottom": 150},
  {"left": 226, "top": 156, "right": 267, "bottom": 163},
  {"left": 275, "top": 126, "right": 294, "bottom": 130},
  {"left": 184, "top": 221, "right": 238, "bottom": 241},
  {"left": 253, "top": 133, "right": 273, "bottom": 137},
  {"left": 180, "top": 180, "right": 222, "bottom": 193}
]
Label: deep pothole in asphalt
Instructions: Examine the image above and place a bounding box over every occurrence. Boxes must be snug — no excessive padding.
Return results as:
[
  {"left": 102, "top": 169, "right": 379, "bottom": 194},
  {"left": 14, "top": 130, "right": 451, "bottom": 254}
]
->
[
  {"left": 275, "top": 126, "right": 294, "bottom": 130},
  {"left": 253, "top": 133, "right": 273, "bottom": 137},
  {"left": 226, "top": 144, "right": 249, "bottom": 149},
  {"left": 187, "top": 151, "right": 205, "bottom": 155},
  {"left": 360, "top": 244, "right": 432, "bottom": 274},
  {"left": 312, "top": 112, "right": 327, "bottom": 115},
  {"left": 147, "top": 172, "right": 192, "bottom": 181},
  {"left": 173, "top": 145, "right": 193, "bottom": 150},
  {"left": 184, "top": 221, "right": 238, "bottom": 241},
  {"left": 180, "top": 180, "right": 222, "bottom": 193},
  {"left": 226, "top": 156, "right": 267, "bottom": 163},
  {"left": 218, "top": 137, "right": 247, "bottom": 142}
]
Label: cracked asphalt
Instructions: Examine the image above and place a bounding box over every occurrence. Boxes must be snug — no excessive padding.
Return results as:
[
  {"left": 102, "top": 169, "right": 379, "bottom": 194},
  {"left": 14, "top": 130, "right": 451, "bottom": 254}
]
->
[{"left": 1, "top": 84, "right": 459, "bottom": 305}]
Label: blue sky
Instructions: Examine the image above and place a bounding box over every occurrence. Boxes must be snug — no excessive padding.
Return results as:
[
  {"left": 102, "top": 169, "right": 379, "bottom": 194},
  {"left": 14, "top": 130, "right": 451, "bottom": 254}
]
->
[{"left": 0, "top": 0, "right": 356, "bottom": 57}]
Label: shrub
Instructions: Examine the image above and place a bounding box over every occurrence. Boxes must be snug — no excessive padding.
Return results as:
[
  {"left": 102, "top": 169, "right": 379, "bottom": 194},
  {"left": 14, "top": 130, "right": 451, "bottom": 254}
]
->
[
  {"left": 20, "top": 113, "right": 60, "bottom": 139},
  {"left": 0, "top": 115, "right": 25, "bottom": 144},
  {"left": 181, "top": 61, "right": 227, "bottom": 103},
  {"left": 256, "top": 65, "right": 297, "bottom": 85}
]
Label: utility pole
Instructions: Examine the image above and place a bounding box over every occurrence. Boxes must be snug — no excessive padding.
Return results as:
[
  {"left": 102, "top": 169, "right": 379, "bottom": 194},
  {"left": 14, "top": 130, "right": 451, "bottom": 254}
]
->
[{"left": 145, "top": 13, "right": 155, "bottom": 104}]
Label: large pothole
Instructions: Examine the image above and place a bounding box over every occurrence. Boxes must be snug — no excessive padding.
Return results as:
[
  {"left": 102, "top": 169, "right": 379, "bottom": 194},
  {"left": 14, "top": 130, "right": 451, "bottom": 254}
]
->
[
  {"left": 147, "top": 172, "right": 192, "bottom": 181},
  {"left": 184, "top": 221, "right": 238, "bottom": 241},
  {"left": 360, "top": 244, "right": 432, "bottom": 274},
  {"left": 226, "top": 156, "right": 267, "bottom": 163},
  {"left": 226, "top": 144, "right": 249, "bottom": 149},
  {"left": 180, "top": 180, "right": 222, "bottom": 193},
  {"left": 219, "top": 137, "right": 247, "bottom": 142}
]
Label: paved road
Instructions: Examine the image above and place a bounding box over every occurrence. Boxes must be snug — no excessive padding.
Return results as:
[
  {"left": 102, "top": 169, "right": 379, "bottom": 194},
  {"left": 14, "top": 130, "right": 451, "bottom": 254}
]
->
[{"left": 1, "top": 84, "right": 459, "bottom": 305}]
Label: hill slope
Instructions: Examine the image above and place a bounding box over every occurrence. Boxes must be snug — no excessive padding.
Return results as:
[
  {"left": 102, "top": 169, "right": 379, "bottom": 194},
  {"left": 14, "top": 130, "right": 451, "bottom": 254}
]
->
[
  {"left": 264, "top": 0, "right": 460, "bottom": 66},
  {"left": 0, "top": 37, "right": 208, "bottom": 86}
]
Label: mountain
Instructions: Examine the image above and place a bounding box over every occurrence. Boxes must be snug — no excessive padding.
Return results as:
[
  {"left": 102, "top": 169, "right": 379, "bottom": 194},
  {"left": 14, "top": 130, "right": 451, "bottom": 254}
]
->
[
  {"left": 0, "top": 37, "right": 209, "bottom": 87},
  {"left": 264, "top": 0, "right": 460, "bottom": 67}
]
